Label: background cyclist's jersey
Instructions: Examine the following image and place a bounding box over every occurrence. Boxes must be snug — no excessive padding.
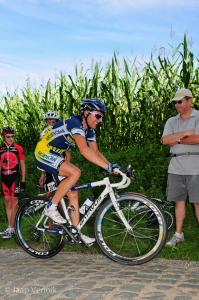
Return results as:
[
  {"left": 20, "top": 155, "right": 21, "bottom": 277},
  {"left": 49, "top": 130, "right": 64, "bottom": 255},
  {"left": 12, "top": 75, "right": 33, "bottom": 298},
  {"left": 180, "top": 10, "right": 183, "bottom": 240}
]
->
[
  {"left": 35, "top": 115, "right": 96, "bottom": 155},
  {"left": 0, "top": 143, "right": 25, "bottom": 176},
  {"left": 40, "top": 125, "right": 53, "bottom": 139}
]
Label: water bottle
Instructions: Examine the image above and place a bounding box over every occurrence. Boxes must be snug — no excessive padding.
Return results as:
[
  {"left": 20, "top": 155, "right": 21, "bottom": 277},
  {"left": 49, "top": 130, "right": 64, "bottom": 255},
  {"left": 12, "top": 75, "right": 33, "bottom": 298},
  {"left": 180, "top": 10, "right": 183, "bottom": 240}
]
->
[{"left": 79, "top": 196, "right": 94, "bottom": 215}]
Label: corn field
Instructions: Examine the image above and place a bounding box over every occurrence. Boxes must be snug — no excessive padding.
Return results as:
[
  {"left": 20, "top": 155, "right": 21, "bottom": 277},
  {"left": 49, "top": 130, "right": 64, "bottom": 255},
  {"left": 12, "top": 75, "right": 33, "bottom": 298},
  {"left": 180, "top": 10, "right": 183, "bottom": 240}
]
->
[{"left": 0, "top": 35, "right": 199, "bottom": 151}]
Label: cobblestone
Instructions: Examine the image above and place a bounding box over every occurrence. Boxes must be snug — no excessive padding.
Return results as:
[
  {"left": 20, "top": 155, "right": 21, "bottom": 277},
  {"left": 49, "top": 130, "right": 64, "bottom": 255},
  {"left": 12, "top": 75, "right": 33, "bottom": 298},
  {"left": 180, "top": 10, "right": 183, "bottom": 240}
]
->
[{"left": 0, "top": 248, "right": 198, "bottom": 299}]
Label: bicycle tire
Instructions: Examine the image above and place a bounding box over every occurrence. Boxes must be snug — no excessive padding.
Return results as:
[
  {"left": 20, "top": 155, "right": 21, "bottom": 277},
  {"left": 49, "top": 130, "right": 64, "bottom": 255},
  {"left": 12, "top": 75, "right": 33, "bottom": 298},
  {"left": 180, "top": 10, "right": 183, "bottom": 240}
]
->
[
  {"left": 15, "top": 196, "right": 65, "bottom": 259},
  {"left": 150, "top": 198, "right": 175, "bottom": 230},
  {"left": 163, "top": 210, "right": 175, "bottom": 230},
  {"left": 95, "top": 192, "right": 167, "bottom": 265}
]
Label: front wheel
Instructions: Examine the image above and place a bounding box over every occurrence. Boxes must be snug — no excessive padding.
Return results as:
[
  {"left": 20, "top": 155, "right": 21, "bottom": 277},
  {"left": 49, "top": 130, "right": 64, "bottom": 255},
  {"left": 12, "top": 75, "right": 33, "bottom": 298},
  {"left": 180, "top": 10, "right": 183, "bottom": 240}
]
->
[
  {"left": 15, "top": 196, "right": 65, "bottom": 258},
  {"left": 95, "top": 192, "right": 167, "bottom": 265}
]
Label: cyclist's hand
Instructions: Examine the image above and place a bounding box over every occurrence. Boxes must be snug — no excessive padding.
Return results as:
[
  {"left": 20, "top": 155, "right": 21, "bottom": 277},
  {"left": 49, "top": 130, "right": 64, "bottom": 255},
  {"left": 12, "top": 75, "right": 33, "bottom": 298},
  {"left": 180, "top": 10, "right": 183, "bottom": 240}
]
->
[
  {"left": 106, "top": 163, "right": 121, "bottom": 174},
  {"left": 20, "top": 181, "right": 26, "bottom": 192}
]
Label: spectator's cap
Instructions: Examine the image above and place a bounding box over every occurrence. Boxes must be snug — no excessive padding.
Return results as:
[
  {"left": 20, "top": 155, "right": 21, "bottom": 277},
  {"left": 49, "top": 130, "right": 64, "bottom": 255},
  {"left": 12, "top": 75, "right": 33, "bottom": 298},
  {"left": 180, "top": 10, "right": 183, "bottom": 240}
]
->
[{"left": 172, "top": 88, "right": 193, "bottom": 101}]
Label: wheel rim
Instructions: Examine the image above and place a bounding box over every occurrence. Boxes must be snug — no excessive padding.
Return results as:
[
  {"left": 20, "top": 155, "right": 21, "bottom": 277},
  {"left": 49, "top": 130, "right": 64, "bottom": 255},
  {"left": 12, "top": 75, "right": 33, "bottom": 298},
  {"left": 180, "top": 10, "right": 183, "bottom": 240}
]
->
[
  {"left": 16, "top": 198, "right": 64, "bottom": 257},
  {"left": 96, "top": 195, "right": 166, "bottom": 262}
]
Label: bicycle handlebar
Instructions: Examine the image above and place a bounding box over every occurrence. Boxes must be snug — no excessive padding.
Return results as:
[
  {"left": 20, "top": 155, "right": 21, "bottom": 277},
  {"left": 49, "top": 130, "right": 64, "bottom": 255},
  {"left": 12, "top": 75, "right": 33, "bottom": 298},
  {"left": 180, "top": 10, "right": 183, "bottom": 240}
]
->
[{"left": 110, "top": 168, "right": 131, "bottom": 189}]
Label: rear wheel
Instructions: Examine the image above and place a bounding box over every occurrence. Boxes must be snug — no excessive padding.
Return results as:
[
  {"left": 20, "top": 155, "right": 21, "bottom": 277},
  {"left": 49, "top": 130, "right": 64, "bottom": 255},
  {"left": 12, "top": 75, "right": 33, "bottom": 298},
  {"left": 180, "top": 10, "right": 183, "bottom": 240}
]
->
[
  {"left": 150, "top": 198, "right": 175, "bottom": 230},
  {"left": 95, "top": 192, "right": 167, "bottom": 265},
  {"left": 15, "top": 197, "right": 65, "bottom": 258},
  {"left": 163, "top": 210, "right": 175, "bottom": 230}
]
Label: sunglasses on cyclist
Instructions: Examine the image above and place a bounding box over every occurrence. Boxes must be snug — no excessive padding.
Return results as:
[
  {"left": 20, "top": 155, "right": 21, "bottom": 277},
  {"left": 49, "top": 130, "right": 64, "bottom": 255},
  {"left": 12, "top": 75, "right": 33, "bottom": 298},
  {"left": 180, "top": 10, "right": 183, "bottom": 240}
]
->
[
  {"left": 172, "top": 100, "right": 183, "bottom": 105},
  {"left": 5, "top": 135, "right": 14, "bottom": 138},
  {"left": 91, "top": 112, "right": 103, "bottom": 120}
]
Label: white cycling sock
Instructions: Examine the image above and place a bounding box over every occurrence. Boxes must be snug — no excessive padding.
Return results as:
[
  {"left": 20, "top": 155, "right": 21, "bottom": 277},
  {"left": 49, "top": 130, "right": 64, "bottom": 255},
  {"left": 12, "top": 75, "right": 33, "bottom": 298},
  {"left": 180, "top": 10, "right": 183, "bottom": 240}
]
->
[{"left": 49, "top": 203, "right": 58, "bottom": 210}]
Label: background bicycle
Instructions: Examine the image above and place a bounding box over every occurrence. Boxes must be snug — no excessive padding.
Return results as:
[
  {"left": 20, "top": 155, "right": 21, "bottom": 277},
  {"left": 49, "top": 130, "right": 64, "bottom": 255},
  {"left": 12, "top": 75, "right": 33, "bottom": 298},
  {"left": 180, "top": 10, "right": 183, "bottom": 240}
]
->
[
  {"left": 149, "top": 197, "right": 175, "bottom": 230},
  {"left": 15, "top": 166, "right": 168, "bottom": 265}
]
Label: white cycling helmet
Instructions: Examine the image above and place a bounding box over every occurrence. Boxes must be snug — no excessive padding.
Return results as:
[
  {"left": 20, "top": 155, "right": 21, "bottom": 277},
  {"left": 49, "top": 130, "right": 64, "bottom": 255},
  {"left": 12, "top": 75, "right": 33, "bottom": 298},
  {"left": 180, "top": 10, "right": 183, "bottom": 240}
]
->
[{"left": 44, "top": 111, "right": 59, "bottom": 120}]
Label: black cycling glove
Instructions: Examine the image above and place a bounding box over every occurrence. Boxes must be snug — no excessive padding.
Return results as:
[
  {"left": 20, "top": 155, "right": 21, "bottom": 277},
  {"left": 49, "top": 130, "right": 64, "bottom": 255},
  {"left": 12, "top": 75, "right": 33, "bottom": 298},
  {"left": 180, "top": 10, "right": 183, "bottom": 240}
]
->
[{"left": 20, "top": 181, "right": 26, "bottom": 191}]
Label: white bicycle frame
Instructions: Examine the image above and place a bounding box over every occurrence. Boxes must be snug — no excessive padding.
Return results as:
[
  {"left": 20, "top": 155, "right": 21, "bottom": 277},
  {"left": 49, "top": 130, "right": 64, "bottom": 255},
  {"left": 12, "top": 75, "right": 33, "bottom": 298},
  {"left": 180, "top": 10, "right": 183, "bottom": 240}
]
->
[
  {"left": 36, "top": 169, "right": 132, "bottom": 233},
  {"left": 65, "top": 169, "right": 131, "bottom": 231}
]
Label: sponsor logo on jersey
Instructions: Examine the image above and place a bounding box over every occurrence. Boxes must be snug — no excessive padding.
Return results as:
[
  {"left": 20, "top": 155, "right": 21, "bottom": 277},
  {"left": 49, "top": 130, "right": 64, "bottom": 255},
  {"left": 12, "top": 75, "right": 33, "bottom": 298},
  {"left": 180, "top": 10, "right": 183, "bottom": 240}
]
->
[
  {"left": 38, "top": 151, "right": 58, "bottom": 162},
  {"left": 66, "top": 135, "right": 75, "bottom": 145},
  {"left": 51, "top": 127, "right": 66, "bottom": 136},
  {"left": 1, "top": 152, "right": 19, "bottom": 170}
]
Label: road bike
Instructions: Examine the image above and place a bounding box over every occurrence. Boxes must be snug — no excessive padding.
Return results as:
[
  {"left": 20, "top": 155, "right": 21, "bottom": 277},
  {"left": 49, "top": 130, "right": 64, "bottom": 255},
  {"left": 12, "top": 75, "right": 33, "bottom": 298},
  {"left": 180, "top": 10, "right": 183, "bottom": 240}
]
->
[{"left": 15, "top": 166, "right": 167, "bottom": 265}]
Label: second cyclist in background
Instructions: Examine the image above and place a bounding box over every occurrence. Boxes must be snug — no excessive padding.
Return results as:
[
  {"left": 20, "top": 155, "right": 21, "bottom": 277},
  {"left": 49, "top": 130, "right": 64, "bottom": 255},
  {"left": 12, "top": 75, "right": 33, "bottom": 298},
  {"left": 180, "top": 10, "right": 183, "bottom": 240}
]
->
[{"left": 39, "top": 111, "right": 60, "bottom": 193}]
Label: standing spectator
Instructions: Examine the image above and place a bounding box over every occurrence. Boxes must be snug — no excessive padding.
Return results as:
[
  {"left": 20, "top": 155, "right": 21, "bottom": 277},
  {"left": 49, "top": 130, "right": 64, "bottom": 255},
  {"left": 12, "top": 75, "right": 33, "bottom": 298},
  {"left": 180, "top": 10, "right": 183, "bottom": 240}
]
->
[
  {"left": 0, "top": 127, "right": 26, "bottom": 238},
  {"left": 162, "top": 88, "right": 199, "bottom": 246}
]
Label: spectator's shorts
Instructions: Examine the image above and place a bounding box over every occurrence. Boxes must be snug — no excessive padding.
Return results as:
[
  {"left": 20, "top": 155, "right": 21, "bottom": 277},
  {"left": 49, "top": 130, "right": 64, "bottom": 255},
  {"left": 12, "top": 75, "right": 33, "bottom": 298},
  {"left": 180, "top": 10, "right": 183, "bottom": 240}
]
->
[{"left": 166, "top": 174, "right": 199, "bottom": 203}]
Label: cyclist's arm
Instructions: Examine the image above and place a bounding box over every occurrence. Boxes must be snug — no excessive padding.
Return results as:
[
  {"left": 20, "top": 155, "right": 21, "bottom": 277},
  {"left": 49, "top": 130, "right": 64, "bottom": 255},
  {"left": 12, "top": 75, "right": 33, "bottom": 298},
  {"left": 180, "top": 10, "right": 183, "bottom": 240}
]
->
[
  {"left": 88, "top": 141, "right": 109, "bottom": 164},
  {"left": 74, "top": 135, "right": 109, "bottom": 169},
  {"left": 20, "top": 160, "right": 26, "bottom": 182}
]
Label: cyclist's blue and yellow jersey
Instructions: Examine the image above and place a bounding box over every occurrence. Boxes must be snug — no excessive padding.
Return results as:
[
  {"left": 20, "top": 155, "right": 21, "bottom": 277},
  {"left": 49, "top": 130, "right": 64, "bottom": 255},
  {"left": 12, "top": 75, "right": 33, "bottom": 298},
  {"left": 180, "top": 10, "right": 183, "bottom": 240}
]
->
[{"left": 34, "top": 115, "right": 96, "bottom": 174}]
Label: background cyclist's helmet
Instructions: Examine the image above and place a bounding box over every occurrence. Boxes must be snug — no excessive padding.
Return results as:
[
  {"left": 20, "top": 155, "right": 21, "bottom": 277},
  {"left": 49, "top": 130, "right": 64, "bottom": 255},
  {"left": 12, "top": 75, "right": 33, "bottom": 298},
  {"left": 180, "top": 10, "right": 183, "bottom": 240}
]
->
[
  {"left": 1, "top": 126, "right": 15, "bottom": 136},
  {"left": 44, "top": 111, "right": 59, "bottom": 120},
  {"left": 80, "top": 98, "right": 106, "bottom": 114}
]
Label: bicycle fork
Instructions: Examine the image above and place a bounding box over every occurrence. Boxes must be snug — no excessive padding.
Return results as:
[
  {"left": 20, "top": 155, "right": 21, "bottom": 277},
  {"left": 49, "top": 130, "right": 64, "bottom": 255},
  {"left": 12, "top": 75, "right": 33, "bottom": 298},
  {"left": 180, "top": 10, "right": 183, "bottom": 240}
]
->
[{"left": 109, "top": 189, "right": 132, "bottom": 231}]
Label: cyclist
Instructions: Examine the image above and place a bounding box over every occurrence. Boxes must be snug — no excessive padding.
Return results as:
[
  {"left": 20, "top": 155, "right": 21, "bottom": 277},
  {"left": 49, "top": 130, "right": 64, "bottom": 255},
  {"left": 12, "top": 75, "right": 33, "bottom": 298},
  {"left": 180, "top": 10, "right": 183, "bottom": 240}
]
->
[
  {"left": 0, "top": 127, "right": 26, "bottom": 238},
  {"left": 34, "top": 98, "right": 118, "bottom": 244},
  {"left": 39, "top": 111, "right": 60, "bottom": 191},
  {"left": 40, "top": 111, "right": 60, "bottom": 138}
]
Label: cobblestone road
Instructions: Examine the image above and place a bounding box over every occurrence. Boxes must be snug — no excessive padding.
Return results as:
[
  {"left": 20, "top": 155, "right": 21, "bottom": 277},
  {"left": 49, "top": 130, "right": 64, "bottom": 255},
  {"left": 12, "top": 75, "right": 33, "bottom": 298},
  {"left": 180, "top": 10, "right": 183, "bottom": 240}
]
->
[{"left": 0, "top": 248, "right": 198, "bottom": 300}]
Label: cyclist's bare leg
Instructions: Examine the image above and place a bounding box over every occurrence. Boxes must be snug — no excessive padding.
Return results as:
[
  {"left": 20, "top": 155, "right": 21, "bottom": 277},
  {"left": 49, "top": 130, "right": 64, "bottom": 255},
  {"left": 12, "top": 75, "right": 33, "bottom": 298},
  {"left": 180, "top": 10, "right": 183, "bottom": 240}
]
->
[
  {"left": 51, "top": 160, "right": 81, "bottom": 205},
  {"left": 4, "top": 196, "right": 18, "bottom": 228},
  {"left": 4, "top": 196, "right": 12, "bottom": 227},
  {"left": 10, "top": 196, "right": 18, "bottom": 228},
  {"left": 67, "top": 190, "right": 79, "bottom": 225}
]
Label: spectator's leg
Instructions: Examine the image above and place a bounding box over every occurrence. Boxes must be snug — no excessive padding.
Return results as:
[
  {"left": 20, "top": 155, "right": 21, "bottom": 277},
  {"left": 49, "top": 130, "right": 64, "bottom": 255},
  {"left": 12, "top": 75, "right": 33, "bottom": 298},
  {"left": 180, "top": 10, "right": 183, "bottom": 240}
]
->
[
  {"left": 193, "top": 203, "right": 199, "bottom": 223},
  {"left": 175, "top": 201, "right": 186, "bottom": 233},
  {"left": 10, "top": 196, "right": 18, "bottom": 228},
  {"left": 4, "top": 196, "right": 12, "bottom": 228}
]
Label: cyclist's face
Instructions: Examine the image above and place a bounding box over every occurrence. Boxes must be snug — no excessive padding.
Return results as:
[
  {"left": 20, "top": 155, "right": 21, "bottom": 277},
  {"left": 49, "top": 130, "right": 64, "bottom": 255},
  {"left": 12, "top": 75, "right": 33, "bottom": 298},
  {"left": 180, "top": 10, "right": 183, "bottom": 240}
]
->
[
  {"left": 87, "top": 111, "right": 103, "bottom": 129},
  {"left": 47, "top": 119, "right": 57, "bottom": 126},
  {"left": 4, "top": 134, "right": 15, "bottom": 145}
]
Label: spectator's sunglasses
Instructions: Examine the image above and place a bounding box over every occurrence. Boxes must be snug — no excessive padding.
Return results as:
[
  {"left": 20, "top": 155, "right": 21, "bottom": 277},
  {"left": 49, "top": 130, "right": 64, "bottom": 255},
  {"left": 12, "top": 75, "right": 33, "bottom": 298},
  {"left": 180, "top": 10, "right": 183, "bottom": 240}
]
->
[{"left": 172, "top": 100, "right": 183, "bottom": 105}]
